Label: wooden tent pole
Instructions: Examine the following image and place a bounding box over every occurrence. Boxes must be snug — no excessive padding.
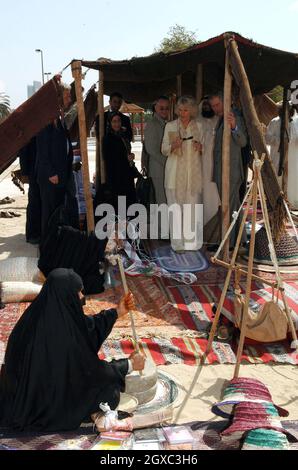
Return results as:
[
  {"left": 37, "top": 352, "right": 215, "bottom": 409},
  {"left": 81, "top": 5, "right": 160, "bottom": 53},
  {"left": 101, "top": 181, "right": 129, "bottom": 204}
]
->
[
  {"left": 174, "top": 182, "right": 254, "bottom": 424},
  {"left": 228, "top": 36, "right": 287, "bottom": 240},
  {"left": 281, "top": 88, "right": 290, "bottom": 195},
  {"left": 222, "top": 42, "right": 233, "bottom": 262},
  {"left": 98, "top": 70, "right": 105, "bottom": 185},
  {"left": 196, "top": 64, "right": 203, "bottom": 104},
  {"left": 140, "top": 112, "right": 144, "bottom": 143},
  {"left": 71, "top": 61, "right": 95, "bottom": 234},
  {"left": 131, "top": 113, "right": 135, "bottom": 142},
  {"left": 177, "top": 75, "right": 182, "bottom": 97}
]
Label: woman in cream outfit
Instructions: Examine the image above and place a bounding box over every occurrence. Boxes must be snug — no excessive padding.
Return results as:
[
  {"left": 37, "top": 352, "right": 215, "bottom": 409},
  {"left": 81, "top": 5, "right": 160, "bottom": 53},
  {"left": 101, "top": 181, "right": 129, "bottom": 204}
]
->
[{"left": 162, "top": 96, "right": 204, "bottom": 252}]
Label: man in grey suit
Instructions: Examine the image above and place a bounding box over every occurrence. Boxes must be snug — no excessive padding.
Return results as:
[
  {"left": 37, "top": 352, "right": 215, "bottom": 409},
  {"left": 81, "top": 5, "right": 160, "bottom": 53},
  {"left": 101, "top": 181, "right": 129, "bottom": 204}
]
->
[
  {"left": 142, "top": 96, "right": 170, "bottom": 206},
  {"left": 207, "top": 92, "right": 248, "bottom": 248}
]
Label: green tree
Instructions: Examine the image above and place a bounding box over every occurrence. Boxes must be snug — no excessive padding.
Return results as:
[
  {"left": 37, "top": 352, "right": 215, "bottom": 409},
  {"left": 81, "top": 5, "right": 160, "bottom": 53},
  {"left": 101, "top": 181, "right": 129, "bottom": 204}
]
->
[
  {"left": 0, "top": 92, "right": 11, "bottom": 122},
  {"left": 155, "top": 24, "right": 199, "bottom": 54}
]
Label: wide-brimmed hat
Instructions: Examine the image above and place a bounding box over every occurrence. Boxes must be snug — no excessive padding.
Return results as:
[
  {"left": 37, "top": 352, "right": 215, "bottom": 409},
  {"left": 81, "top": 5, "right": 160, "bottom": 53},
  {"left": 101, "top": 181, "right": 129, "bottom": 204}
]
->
[
  {"left": 242, "top": 428, "right": 290, "bottom": 451},
  {"left": 212, "top": 377, "right": 289, "bottom": 418},
  {"left": 220, "top": 402, "right": 296, "bottom": 442}
]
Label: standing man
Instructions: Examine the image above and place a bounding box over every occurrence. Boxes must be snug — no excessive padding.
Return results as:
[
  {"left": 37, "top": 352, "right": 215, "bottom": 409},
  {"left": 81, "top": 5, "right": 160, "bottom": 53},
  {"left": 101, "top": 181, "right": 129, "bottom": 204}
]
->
[
  {"left": 208, "top": 92, "right": 247, "bottom": 248},
  {"left": 96, "top": 92, "right": 133, "bottom": 142},
  {"left": 35, "top": 84, "right": 78, "bottom": 238},
  {"left": 197, "top": 97, "right": 220, "bottom": 226},
  {"left": 266, "top": 104, "right": 298, "bottom": 208},
  {"left": 143, "top": 96, "right": 170, "bottom": 206}
]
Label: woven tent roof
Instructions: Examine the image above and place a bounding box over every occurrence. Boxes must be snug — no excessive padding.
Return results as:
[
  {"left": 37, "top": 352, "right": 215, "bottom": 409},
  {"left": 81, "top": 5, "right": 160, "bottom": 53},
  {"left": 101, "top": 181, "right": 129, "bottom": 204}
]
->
[{"left": 79, "top": 32, "right": 298, "bottom": 104}]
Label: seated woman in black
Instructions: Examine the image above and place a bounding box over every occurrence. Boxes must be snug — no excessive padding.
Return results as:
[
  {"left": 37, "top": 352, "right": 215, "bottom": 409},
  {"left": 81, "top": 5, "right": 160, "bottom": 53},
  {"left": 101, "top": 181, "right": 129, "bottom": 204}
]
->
[
  {"left": 0, "top": 268, "right": 144, "bottom": 432},
  {"left": 103, "top": 112, "right": 137, "bottom": 212}
]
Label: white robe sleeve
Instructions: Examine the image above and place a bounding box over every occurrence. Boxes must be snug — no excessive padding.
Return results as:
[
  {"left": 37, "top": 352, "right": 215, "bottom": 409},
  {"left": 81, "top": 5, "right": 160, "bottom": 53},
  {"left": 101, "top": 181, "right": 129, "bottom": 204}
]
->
[
  {"left": 161, "top": 122, "right": 172, "bottom": 157},
  {"left": 266, "top": 119, "right": 280, "bottom": 146}
]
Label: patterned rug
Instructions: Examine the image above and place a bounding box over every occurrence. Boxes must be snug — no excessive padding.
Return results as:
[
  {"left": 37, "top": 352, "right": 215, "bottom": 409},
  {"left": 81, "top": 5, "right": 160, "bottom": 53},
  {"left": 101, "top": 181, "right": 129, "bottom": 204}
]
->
[
  {"left": 1, "top": 420, "right": 297, "bottom": 451},
  {"left": 152, "top": 244, "right": 209, "bottom": 273},
  {"left": 1, "top": 276, "right": 298, "bottom": 366}
]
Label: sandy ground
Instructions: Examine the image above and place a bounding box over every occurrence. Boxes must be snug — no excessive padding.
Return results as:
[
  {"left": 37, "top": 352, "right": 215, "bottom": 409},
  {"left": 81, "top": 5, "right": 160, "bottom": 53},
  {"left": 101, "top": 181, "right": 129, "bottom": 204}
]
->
[{"left": 0, "top": 140, "right": 297, "bottom": 424}]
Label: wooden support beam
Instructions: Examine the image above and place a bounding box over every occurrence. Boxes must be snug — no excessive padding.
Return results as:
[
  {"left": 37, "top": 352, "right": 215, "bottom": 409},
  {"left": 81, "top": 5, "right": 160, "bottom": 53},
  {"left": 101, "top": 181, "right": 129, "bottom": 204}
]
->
[
  {"left": 140, "top": 112, "right": 144, "bottom": 143},
  {"left": 98, "top": 70, "right": 105, "bottom": 185},
  {"left": 196, "top": 64, "right": 203, "bottom": 104},
  {"left": 281, "top": 87, "right": 290, "bottom": 194},
  {"left": 211, "top": 258, "right": 278, "bottom": 288},
  {"left": 71, "top": 61, "right": 95, "bottom": 234},
  {"left": 177, "top": 75, "right": 182, "bottom": 97},
  {"left": 228, "top": 35, "right": 287, "bottom": 240},
  {"left": 131, "top": 113, "right": 135, "bottom": 142},
  {"left": 222, "top": 44, "right": 233, "bottom": 262}
]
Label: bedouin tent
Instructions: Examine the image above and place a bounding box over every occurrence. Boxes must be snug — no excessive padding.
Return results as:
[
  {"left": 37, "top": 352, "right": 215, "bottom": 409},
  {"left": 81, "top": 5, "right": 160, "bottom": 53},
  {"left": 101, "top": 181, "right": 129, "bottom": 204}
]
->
[
  {"left": 1, "top": 32, "right": 298, "bottom": 246},
  {"left": 72, "top": 31, "right": 298, "bottom": 254}
]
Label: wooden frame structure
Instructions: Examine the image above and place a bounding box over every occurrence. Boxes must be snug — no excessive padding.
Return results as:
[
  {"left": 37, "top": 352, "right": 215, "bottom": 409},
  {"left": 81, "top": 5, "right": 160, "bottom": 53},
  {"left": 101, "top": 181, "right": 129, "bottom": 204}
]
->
[{"left": 72, "top": 32, "right": 295, "bottom": 250}]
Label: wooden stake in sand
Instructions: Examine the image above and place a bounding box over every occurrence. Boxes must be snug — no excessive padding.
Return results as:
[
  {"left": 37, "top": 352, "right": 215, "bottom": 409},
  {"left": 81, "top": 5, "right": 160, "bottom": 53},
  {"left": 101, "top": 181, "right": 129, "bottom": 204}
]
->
[
  {"left": 222, "top": 38, "right": 233, "bottom": 262},
  {"left": 71, "top": 61, "right": 95, "bottom": 234},
  {"left": 196, "top": 64, "right": 203, "bottom": 104}
]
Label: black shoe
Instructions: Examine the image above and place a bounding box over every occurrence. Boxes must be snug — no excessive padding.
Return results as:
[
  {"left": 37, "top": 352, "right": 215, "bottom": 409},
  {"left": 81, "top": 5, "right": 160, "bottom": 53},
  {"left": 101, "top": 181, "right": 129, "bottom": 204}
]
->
[{"left": 27, "top": 238, "right": 41, "bottom": 245}]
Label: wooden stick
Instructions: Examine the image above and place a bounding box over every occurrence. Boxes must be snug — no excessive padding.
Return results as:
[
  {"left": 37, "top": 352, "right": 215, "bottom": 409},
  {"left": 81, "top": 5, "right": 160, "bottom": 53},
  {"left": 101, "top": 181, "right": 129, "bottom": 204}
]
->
[
  {"left": 98, "top": 70, "right": 105, "bottom": 185},
  {"left": 257, "top": 159, "right": 298, "bottom": 348},
  {"left": 196, "top": 64, "right": 203, "bottom": 104},
  {"left": 177, "top": 75, "right": 182, "bottom": 97},
  {"left": 71, "top": 61, "right": 95, "bottom": 234},
  {"left": 228, "top": 36, "right": 285, "bottom": 227},
  {"left": 117, "top": 256, "right": 140, "bottom": 353},
  {"left": 211, "top": 258, "right": 279, "bottom": 289},
  {"left": 174, "top": 181, "right": 254, "bottom": 424},
  {"left": 131, "top": 113, "right": 135, "bottom": 143},
  {"left": 281, "top": 88, "right": 290, "bottom": 195},
  {"left": 222, "top": 42, "right": 233, "bottom": 262},
  {"left": 140, "top": 112, "right": 144, "bottom": 144},
  {"left": 234, "top": 159, "right": 260, "bottom": 378}
]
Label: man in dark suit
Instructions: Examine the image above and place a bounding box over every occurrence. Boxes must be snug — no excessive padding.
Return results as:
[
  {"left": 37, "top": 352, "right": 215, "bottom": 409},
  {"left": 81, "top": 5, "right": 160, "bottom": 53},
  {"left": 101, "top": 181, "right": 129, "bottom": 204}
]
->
[
  {"left": 19, "top": 137, "right": 42, "bottom": 244},
  {"left": 35, "top": 85, "right": 78, "bottom": 238},
  {"left": 96, "top": 92, "right": 133, "bottom": 142}
]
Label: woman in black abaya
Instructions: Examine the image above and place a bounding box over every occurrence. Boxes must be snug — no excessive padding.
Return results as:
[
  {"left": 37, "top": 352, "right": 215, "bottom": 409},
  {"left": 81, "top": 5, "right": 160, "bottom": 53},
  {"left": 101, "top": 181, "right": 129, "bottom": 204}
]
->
[
  {"left": 0, "top": 268, "right": 144, "bottom": 432},
  {"left": 103, "top": 112, "right": 137, "bottom": 212}
]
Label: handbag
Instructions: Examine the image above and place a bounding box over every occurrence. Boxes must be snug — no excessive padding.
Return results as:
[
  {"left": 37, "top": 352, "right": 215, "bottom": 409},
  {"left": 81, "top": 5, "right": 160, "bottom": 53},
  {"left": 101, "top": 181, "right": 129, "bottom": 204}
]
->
[{"left": 135, "top": 169, "right": 156, "bottom": 208}]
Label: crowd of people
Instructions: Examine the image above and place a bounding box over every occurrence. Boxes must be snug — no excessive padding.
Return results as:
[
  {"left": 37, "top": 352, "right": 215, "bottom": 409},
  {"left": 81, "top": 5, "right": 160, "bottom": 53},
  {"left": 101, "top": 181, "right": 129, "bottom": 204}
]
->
[
  {"left": 17, "top": 85, "right": 298, "bottom": 254},
  {"left": 1, "top": 85, "right": 297, "bottom": 434}
]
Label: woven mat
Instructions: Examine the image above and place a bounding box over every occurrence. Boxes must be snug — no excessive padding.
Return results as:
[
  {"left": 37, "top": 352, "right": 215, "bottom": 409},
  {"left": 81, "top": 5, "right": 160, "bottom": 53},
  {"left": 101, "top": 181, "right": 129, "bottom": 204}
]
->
[{"left": 1, "top": 420, "right": 297, "bottom": 451}]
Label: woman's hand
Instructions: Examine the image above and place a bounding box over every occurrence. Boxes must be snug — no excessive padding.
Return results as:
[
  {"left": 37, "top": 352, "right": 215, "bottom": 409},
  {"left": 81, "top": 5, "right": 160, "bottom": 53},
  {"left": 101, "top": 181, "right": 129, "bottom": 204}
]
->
[
  {"left": 49, "top": 175, "right": 59, "bottom": 185},
  {"left": 128, "top": 153, "right": 135, "bottom": 162},
  {"left": 171, "top": 137, "right": 183, "bottom": 152},
  {"left": 193, "top": 141, "right": 203, "bottom": 153},
  {"left": 129, "top": 351, "right": 145, "bottom": 371},
  {"left": 117, "top": 292, "right": 136, "bottom": 318}
]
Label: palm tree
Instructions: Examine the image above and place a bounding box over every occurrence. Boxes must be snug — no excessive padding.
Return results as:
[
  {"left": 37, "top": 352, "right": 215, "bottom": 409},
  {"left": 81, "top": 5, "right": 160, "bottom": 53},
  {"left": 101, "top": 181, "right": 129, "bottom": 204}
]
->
[{"left": 0, "top": 92, "right": 11, "bottom": 122}]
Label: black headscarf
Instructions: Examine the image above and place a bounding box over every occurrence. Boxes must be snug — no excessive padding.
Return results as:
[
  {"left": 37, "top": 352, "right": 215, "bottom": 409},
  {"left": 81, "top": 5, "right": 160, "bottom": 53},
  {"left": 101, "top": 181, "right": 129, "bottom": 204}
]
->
[{"left": 0, "top": 269, "right": 128, "bottom": 432}]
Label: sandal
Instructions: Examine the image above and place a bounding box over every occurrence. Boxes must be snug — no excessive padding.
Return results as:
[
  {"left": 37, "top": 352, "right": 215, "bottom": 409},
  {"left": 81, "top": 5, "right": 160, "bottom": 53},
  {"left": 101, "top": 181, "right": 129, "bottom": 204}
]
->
[
  {"left": 0, "top": 197, "right": 15, "bottom": 205},
  {"left": 8, "top": 211, "right": 21, "bottom": 218},
  {"left": 0, "top": 211, "right": 14, "bottom": 218}
]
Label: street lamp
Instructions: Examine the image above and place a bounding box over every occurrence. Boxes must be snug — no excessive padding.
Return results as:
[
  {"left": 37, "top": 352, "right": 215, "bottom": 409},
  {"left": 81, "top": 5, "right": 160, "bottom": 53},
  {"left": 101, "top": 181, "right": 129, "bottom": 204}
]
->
[
  {"left": 35, "top": 49, "right": 44, "bottom": 85},
  {"left": 44, "top": 72, "right": 52, "bottom": 82}
]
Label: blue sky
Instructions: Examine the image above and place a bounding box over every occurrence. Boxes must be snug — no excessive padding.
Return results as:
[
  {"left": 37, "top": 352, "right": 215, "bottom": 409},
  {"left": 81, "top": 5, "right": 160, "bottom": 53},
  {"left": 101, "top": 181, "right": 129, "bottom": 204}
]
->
[{"left": 1, "top": 0, "right": 298, "bottom": 108}]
